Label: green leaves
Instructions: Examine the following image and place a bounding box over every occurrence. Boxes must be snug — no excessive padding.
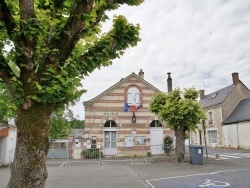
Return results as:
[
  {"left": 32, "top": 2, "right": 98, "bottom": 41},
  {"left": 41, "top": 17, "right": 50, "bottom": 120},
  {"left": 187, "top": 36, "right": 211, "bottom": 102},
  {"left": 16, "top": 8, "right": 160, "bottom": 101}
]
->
[
  {"left": 0, "top": 82, "right": 17, "bottom": 123},
  {"left": 1, "top": 0, "right": 142, "bottom": 112},
  {"left": 150, "top": 88, "right": 206, "bottom": 132}
]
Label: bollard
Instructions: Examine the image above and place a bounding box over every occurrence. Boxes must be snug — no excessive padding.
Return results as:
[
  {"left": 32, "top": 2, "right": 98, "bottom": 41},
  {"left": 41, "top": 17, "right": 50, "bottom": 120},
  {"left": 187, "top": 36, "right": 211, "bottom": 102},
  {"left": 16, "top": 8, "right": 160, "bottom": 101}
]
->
[{"left": 215, "top": 154, "right": 220, "bottom": 160}]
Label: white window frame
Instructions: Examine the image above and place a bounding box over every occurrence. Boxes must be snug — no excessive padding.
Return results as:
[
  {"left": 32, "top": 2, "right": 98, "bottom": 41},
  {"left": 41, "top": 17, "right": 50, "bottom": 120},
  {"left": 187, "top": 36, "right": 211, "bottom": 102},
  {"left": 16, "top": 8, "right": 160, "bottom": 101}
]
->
[
  {"left": 207, "top": 129, "right": 218, "bottom": 144},
  {"left": 127, "top": 87, "right": 140, "bottom": 105}
]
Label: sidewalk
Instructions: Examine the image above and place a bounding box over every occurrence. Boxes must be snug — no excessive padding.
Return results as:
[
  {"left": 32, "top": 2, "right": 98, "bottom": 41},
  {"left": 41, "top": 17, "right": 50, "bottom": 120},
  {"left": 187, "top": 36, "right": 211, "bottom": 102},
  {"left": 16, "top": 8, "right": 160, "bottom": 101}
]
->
[{"left": 0, "top": 156, "right": 248, "bottom": 188}]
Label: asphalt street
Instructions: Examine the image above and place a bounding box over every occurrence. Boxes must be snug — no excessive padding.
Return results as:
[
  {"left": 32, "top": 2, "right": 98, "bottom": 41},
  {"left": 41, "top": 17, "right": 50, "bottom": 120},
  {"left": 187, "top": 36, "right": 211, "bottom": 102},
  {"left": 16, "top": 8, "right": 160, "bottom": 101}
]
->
[{"left": 1, "top": 148, "right": 250, "bottom": 188}]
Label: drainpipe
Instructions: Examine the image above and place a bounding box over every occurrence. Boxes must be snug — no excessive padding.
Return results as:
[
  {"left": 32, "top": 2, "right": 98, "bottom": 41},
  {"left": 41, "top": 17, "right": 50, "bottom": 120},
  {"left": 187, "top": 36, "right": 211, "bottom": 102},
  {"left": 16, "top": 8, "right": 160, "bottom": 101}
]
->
[{"left": 236, "top": 123, "right": 239, "bottom": 149}]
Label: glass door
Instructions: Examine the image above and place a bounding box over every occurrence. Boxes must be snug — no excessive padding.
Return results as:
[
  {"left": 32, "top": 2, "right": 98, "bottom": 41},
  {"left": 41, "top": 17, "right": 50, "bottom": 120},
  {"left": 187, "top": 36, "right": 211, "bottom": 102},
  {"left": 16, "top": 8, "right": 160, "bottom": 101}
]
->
[{"left": 104, "top": 131, "right": 117, "bottom": 155}]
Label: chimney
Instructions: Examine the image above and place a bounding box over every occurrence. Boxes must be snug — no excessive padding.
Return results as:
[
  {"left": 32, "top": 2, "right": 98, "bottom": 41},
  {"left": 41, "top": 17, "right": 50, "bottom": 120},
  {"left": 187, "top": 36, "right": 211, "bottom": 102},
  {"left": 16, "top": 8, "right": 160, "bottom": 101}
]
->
[
  {"left": 232, "top": 72, "right": 239, "bottom": 86},
  {"left": 167, "top": 72, "right": 172, "bottom": 93},
  {"left": 199, "top": 90, "right": 205, "bottom": 100},
  {"left": 138, "top": 69, "right": 144, "bottom": 79}
]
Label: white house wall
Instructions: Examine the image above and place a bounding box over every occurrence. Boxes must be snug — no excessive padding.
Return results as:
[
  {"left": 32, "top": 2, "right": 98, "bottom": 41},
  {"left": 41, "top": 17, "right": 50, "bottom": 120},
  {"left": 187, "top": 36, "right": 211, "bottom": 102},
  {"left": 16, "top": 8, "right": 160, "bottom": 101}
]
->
[
  {"left": 0, "top": 127, "right": 17, "bottom": 166},
  {"left": 223, "top": 121, "right": 250, "bottom": 150},
  {"left": 238, "top": 121, "right": 250, "bottom": 150},
  {"left": 223, "top": 124, "right": 238, "bottom": 149}
]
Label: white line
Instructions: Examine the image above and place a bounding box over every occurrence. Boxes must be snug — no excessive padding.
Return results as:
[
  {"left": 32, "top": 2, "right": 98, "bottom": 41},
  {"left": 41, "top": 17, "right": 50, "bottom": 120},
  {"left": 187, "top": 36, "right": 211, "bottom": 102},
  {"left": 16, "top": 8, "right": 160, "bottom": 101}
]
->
[
  {"left": 206, "top": 155, "right": 229, "bottom": 160},
  {"left": 219, "top": 154, "right": 241, "bottom": 158},
  {"left": 146, "top": 169, "right": 249, "bottom": 182},
  {"left": 146, "top": 180, "right": 155, "bottom": 188},
  {"left": 223, "top": 153, "right": 250, "bottom": 157}
]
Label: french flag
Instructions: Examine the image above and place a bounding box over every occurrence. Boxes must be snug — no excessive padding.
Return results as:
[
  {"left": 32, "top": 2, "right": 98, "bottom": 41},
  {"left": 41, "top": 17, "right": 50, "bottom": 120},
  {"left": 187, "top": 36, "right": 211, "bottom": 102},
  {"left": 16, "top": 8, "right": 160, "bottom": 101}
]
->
[{"left": 124, "top": 102, "right": 129, "bottom": 112}]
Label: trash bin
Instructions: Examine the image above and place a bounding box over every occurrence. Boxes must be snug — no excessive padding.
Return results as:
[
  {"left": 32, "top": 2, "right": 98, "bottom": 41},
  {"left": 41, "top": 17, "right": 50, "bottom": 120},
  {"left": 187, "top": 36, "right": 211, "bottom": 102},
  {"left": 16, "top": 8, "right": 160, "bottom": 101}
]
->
[{"left": 189, "top": 145, "right": 204, "bottom": 165}]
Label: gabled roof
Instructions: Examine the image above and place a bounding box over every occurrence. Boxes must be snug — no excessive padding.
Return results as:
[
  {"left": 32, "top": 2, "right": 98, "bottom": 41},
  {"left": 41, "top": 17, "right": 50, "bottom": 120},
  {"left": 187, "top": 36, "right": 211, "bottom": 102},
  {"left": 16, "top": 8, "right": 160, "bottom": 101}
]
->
[
  {"left": 200, "top": 84, "right": 234, "bottom": 109},
  {"left": 223, "top": 98, "right": 250, "bottom": 125},
  {"left": 83, "top": 72, "right": 161, "bottom": 106}
]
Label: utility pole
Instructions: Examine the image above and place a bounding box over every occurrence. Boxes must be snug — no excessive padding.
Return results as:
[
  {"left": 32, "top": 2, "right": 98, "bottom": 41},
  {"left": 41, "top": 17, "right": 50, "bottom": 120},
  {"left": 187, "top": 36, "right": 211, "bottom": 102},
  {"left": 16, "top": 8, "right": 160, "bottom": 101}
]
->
[{"left": 202, "top": 120, "right": 208, "bottom": 160}]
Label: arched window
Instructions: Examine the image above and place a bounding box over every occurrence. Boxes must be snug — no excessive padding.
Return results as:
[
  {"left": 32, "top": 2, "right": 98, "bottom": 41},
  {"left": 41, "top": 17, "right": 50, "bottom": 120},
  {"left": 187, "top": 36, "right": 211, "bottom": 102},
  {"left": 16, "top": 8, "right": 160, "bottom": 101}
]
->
[
  {"left": 127, "top": 87, "right": 140, "bottom": 105},
  {"left": 150, "top": 120, "right": 162, "bottom": 127},
  {"left": 104, "top": 120, "right": 117, "bottom": 128}
]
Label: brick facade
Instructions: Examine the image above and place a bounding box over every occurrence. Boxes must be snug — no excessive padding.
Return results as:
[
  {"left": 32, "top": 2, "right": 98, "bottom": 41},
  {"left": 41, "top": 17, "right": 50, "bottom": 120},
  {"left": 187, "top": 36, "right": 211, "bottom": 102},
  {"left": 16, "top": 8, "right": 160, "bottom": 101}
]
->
[{"left": 83, "top": 71, "right": 173, "bottom": 155}]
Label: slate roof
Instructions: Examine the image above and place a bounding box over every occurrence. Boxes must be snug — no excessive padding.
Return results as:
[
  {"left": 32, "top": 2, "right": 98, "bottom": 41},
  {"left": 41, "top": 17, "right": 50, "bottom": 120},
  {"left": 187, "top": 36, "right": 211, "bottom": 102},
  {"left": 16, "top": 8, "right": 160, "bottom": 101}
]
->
[
  {"left": 83, "top": 72, "right": 161, "bottom": 106},
  {"left": 223, "top": 98, "right": 250, "bottom": 125},
  {"left": 200, "top": 84, "right": 235, "bottom": 109}
]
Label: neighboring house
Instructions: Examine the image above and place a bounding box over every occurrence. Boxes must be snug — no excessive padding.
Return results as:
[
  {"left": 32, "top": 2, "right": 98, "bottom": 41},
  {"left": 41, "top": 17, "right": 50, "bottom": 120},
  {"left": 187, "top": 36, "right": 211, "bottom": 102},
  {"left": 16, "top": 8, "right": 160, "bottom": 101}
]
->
[
  {"left": 223, "top": 98, "right": 250, "bottom": 150},
  {"left": 199, "top": 73, "right": 250, "bottom": 148},
  {"left": 83, "top": 70, "right": 174, "bottom": 156},
  {"left": 0, "top": 119, "right": 17, "bottom": 166},
  {"left": 70, "top": 129, "right": 84, "bottom": 148}
]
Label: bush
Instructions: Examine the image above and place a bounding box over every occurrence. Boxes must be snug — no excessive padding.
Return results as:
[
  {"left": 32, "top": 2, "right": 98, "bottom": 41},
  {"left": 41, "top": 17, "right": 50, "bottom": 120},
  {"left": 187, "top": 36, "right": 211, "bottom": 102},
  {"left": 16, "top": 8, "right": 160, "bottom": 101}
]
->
[
  {"left": 81, "top": 149, "right": 103, "bottom": 159},
  {"left": 163, "top": 136, "right": 173, "bottom": 155},
  {"left": 147, "top": 151, "right": 152, "bottom": 157}
]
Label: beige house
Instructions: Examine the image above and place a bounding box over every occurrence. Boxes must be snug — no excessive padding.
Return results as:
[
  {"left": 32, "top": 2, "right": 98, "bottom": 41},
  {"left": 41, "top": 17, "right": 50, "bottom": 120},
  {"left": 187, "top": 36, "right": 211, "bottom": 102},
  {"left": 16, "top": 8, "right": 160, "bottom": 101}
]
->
[
  {"left": 83, "top": 70, "right": 174, "bottom": 156},
  {"left": 199, "top": 73, "right": 250, "bottom": 148}
]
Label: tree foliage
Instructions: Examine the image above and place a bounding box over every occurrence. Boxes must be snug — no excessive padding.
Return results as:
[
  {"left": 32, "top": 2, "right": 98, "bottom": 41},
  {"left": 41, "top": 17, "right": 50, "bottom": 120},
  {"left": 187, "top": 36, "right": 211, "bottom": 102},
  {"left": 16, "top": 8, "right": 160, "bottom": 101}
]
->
[
  {"left": 0, "top": 0, "right": 143, "bottom": 187},
  {"left": 150, "top": 87, "right": 206, "bottom": 132},
  {"left": 0, "top": 0, "right": 142, "bottom": 110},
  {"left": 49, "top": 109, "right": 84, "bottom": 139},
  {"left": 150, "top": 87, "right": 206, "bottom": 162},
  {"left": 0, "top": 81, "right": 16, "bottom": 124},
  {"left": 49, "top": 112, "right": 71, "bottom": 139},
  {"left": 64, "top": 109, "right": 84, "bottom": 129}
]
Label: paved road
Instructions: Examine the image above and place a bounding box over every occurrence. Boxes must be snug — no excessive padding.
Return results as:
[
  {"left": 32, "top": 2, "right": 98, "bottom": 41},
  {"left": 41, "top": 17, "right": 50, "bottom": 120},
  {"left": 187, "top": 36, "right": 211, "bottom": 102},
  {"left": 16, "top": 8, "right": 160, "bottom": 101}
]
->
[
  {"left": 1, "top": 148, "right": 250, "bottom": 188},
  {"left": 204, "top": 147, "right": 250, "bottom": 165},
  {"left": 147, "top": 168, "right": 250, "bottom": 188}
]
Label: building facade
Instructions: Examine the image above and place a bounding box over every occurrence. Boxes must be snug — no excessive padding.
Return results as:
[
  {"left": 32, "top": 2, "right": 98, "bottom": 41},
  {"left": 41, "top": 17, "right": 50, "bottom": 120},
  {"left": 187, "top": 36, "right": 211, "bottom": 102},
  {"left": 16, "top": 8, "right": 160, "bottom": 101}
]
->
[
  {"left": 199, "top": 73, "right": 250, "bottom": 148},
  {"left": 223, "top": 98, "right": 250, "bottom": 150},
  {"left": 83, "top": 70, "right": 174, "bottom": 156}
]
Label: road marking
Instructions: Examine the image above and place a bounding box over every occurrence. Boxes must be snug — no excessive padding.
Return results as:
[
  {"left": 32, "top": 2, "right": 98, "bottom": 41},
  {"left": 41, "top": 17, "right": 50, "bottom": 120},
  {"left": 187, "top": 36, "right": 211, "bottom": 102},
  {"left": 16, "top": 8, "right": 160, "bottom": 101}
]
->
[
  {"left": 199, "top": 179, "right": 230, "bottom": 187},
  {"left": 146, "top": 169, "right": 250, "bottom": 188},
  {"left": 206, "top": 155, "right": 228, "bottom": 160},
  {"left": 219, "top": 154, "right": 241, "bottom": 158},
  {"left": 223, "top": 153, "right": 250, "bottom": 157},
  {"left": 207, "top": 153, "right": 250, "bottom": 159},
  {"left": 146, "top": 169, "right": 249, "bottom": 182}
]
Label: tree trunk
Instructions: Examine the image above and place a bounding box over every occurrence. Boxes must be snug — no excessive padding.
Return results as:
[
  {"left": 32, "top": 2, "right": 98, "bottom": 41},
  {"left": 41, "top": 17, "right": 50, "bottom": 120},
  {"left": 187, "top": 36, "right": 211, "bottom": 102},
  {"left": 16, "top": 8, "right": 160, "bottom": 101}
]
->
[
  {"left": 174, "top": 125, "right": 186, "bottom": 162},
  {"left": 7, "top": 103, "right": 54, "bottom": 188}
]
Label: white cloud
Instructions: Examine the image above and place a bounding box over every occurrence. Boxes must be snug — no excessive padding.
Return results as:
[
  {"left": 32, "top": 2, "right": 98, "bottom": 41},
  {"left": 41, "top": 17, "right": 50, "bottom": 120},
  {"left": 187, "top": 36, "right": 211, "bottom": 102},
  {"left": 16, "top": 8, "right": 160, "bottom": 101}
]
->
[{"left": 70, "top": 0, "right": 250, "bottom": 119}]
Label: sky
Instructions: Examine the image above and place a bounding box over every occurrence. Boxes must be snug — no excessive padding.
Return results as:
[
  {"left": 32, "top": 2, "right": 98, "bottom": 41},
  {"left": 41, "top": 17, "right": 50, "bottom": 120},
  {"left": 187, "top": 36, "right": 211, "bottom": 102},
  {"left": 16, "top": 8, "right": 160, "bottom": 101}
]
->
[{"left": 70, "top": 0, "right": 250, "bottom": 120}]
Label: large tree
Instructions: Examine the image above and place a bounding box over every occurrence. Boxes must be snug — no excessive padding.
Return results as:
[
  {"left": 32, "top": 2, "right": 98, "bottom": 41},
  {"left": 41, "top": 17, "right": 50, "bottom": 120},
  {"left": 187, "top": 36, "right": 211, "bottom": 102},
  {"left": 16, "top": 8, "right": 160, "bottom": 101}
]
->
[
  {"left": 0, "top": 0, "right": 142, "bottom": 187},
  {"left": 150, "top": 88, "right": 206, "bottom": 162}
]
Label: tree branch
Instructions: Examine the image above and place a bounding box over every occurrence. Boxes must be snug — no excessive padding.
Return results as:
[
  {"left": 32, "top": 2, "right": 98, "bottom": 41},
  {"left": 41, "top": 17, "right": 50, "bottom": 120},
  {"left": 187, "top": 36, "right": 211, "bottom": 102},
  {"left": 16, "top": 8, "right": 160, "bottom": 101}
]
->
[
  {"left": 48, "top": 0, "right": 95, "bottom": 61},
  {"left": 38, "top": 0, "right": 142, "bottom": 77},
  {"left": 0, "top": 56, "right": 17, "bottom": 99},
  {"left": 72, "top": 15, "right": 140, "bottom": 76}
]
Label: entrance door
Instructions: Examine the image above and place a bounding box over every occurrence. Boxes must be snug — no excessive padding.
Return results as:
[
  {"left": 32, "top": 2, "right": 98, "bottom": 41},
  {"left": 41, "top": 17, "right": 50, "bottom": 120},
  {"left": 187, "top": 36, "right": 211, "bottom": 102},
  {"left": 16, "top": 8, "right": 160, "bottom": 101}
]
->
[
  {"left": 104, "top": 131, "right": 117, "bottom": 155},
  {"left": 150, "top": 120, "right": 164, "bottom": 154}
]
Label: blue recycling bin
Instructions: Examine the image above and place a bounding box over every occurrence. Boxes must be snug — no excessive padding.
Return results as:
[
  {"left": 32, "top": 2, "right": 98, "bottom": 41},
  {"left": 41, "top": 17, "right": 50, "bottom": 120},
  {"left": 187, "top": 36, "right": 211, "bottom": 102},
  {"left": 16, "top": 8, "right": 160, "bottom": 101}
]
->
[{"left": 189, "top": 145, "right": 204, "bottom": 165}]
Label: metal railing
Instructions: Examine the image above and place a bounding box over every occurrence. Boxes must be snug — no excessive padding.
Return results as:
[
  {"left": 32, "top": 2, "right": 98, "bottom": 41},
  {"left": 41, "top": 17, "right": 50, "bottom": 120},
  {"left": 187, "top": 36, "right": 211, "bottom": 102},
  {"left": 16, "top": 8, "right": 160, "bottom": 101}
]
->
[{"left": 46, "top": 144, "right": 176, "bottom": 166}]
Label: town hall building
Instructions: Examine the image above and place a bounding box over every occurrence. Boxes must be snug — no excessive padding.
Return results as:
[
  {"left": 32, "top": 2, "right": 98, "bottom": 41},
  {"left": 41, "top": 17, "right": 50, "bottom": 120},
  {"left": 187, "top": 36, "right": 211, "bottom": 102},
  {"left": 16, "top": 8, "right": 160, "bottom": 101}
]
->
[{"left": 83, "top": 70, "right": 173, "bottom": 156}]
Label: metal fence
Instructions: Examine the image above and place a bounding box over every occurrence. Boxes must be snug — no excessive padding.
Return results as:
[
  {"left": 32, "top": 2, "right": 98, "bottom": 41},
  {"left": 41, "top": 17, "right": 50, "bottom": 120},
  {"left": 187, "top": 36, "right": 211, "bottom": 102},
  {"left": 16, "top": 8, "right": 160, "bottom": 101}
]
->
[
  {"left": 7, "top": 144, "right": 176, "bottom": 166},
  {"left": 46, "top": 144, "right": 176, "bottom": 166}
]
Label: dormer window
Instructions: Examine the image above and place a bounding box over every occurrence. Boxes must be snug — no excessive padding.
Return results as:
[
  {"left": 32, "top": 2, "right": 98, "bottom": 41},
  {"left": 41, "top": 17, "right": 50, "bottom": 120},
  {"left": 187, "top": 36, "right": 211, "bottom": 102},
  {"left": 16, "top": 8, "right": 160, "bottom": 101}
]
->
[{"left": 212, "top": 93, "right": 218, "bottom": 99}]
